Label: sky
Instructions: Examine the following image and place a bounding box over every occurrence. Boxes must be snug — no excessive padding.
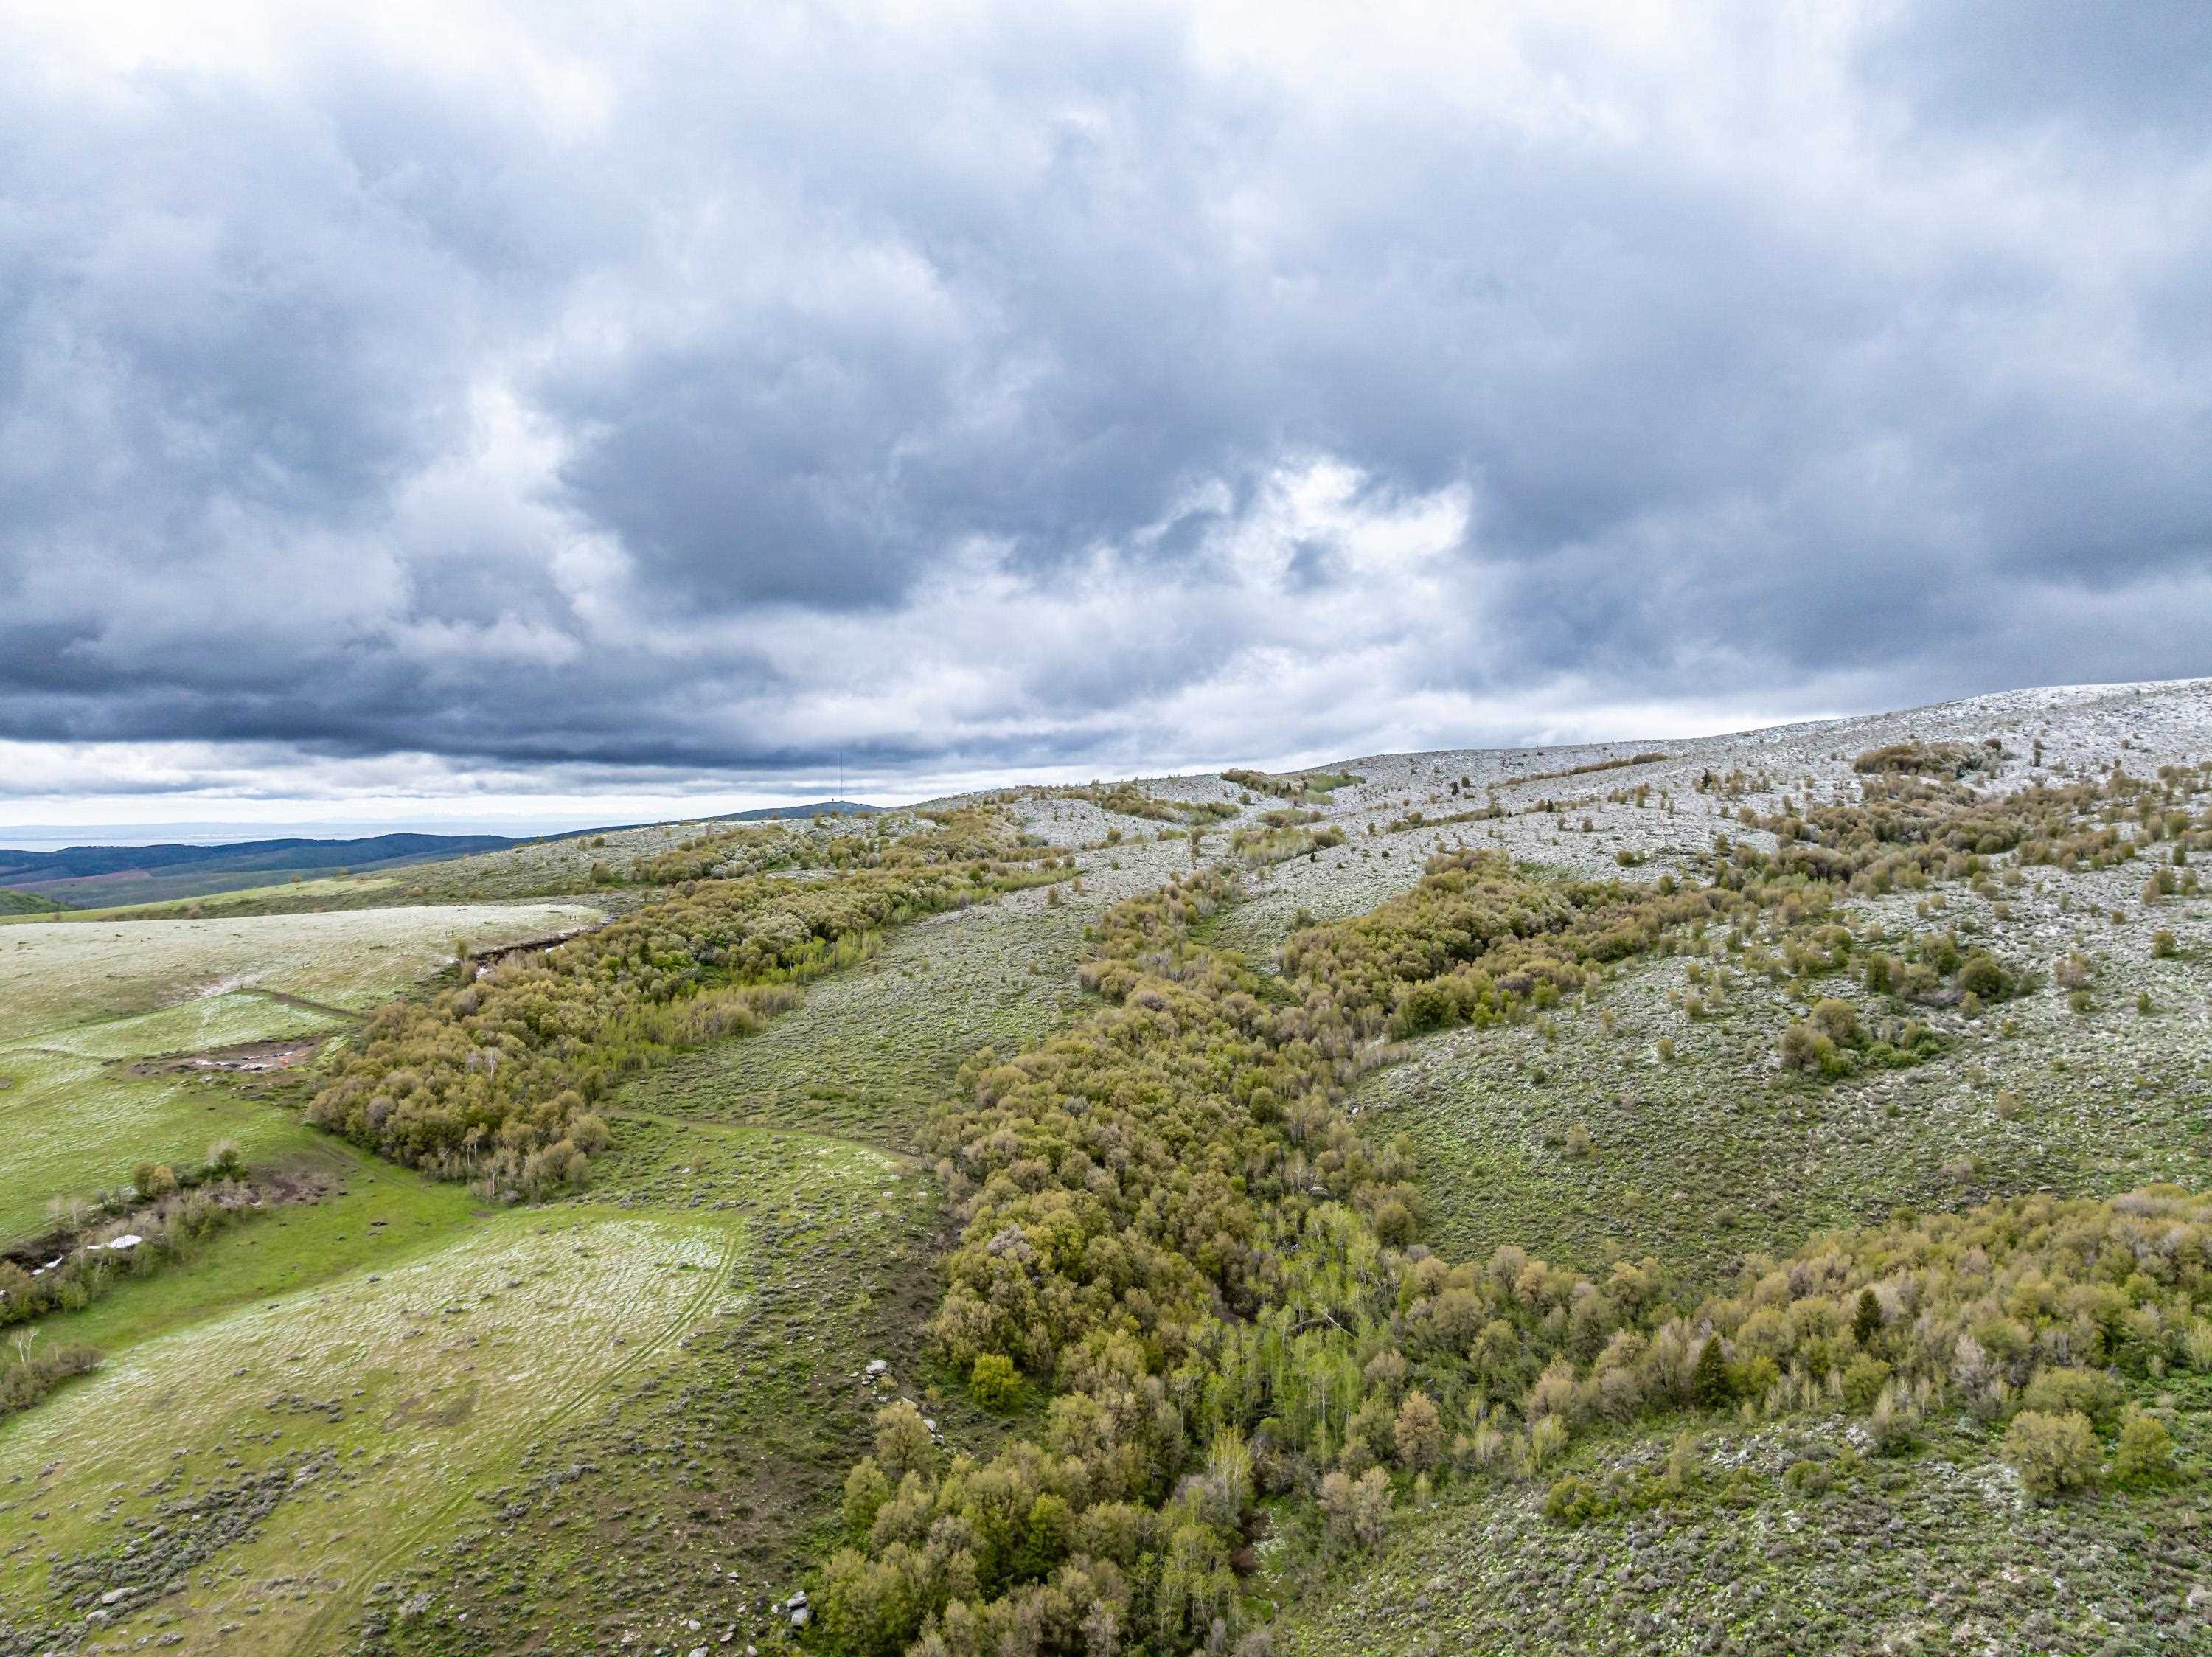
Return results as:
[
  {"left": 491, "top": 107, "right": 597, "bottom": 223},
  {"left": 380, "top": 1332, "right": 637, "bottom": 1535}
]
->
[{"left": 2, "top": 0, "right": 2208, "bottom": 837}]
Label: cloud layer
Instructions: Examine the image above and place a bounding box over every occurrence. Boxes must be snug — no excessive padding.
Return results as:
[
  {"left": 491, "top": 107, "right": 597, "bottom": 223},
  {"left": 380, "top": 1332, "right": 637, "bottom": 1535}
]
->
[{"left": 3, "top": 0, "right": 2208, "bottom": 812}]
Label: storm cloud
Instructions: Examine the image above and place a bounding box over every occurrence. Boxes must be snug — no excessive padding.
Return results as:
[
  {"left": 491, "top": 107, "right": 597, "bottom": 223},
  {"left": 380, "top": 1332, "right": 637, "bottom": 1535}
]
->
[{"left": 2, "top": 0, "right": 2208, "bottom": 815}]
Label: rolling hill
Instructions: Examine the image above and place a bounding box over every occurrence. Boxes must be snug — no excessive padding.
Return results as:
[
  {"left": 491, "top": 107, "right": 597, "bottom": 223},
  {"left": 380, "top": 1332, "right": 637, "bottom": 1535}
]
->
[
  {"left": 0, "top": 802, "right": 886, "bottom": 910},
  {"left": 4, "top": 685, "right": 2210, "bottom": 1656}
]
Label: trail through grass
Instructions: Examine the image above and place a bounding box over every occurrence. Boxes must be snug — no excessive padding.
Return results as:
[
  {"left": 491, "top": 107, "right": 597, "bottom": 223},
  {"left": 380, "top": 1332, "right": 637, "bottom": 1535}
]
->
[{"left": 0, "top": 1212, "right": 734, "bottom": 1656}]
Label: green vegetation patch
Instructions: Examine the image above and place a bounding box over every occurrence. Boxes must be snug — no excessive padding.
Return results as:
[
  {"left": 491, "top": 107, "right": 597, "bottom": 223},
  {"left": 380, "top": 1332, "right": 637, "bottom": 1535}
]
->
[
  {"left": 307, "top": 812, "right": 1071, "bottom": 1198},
  {"left": 1224, "top": 767, "right": 1363, "bottom": 802},
  {"left": 811, "top": 805, "right": 2212, "bottom": 1655},
  {"left": 0, "top": 1212, "right": 733, "bottom": 1656},
  {"left": 0, "top": 1049, "right": 306, "bottom": 1246},
  {"left": 27, "top": 1142, "right": 478, "bottom": 1355},
  {"left": 372, "top": 1116, "right": 956, "bottom": 1654},
  {"left": 0, "top": 889, "right": 73, "bottom": 915},
  {"left": 1277, "top": 1413, "right": 2207, "bottom": 1656},
  {"left": 0, "top": 903, "right": 601, "bottom": 1043}
]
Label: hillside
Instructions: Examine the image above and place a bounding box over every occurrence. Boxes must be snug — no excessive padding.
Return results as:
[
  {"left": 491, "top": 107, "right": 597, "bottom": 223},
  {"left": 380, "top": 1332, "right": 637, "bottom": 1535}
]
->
[
  {"left": 0, "top": 832, "right": 524, "bottom": 910},
  {"left": 0, "top": 804, "right": 883, "bottom": 913},
  {"left": 2, "top": 680, "right": 2209, "bottom": 1656}
]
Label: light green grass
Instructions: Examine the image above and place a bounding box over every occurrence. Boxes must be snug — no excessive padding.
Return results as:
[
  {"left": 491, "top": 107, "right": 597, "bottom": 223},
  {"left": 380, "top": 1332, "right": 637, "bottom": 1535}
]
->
[
  {"left": 0, "top": 900, "right": 601, "bottom": 1043},
  {"left": 38, "top": 1140, "right": 481, "bottom": 1354},
  {"left": 0, "top": 1211, "right": 736, "bottom": 1656},
  {"left": 15, "top": 990, "right": 346, "bottom": 1061},
  {"left": 641, "top": 883, "right": 1106, "bottom": 1147},
  {"left": 0, "top": 1049, "right": 310, "bottom": 1245}
]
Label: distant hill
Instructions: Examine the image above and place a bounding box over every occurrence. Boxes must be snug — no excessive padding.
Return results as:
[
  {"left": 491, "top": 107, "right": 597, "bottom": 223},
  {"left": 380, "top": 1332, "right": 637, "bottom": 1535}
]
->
[
  {"left": 0, "top": 832, "right": 521, "bottom": 909},
  {"left": 0, "top": 803, "right": 886, "bottom": 909},
  {"left": 0, "top": 888, "right": 73, "bottom": 915},
  {"left": 538, "top": 800, "right": 888, "bottom": 840},
  {"left": 710, "top": 799, "right": 885, "bottom": 822},
  {"left": 0, "top": 832, "right": 520, "bottom": 887}
]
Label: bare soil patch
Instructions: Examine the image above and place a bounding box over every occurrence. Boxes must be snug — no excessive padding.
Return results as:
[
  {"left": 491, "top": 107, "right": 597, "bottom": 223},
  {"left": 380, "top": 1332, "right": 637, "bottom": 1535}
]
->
[{"left": 134, "top": 1035, "right": 328, "bottom": 1075}]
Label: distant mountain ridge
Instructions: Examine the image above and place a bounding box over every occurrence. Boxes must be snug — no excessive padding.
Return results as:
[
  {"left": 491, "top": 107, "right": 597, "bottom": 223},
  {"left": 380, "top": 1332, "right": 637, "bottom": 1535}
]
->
[
  {"left": 0, "top": 833, "right": 516, "bottom": 886},
  {"left": 705, "top": 799, "right": 884, "bottom": 823},
  {"left": 0, "top": 801, "right": 886, "bottom": 909}
]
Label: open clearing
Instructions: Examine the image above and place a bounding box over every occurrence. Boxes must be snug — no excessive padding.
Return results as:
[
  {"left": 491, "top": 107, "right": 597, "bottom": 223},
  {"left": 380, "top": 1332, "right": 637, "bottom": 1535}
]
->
[
  {"left": 0, "top": 1213, "right": 734, "bottom": 1656},
  {"left": 0, "top": 905, "right": 599, "bottom": 1245},
  {"left": 0, "top": 1049, "right": 316, "bottom": 1246},
  {"left": 0, "top": 902, "right": 603, "bottom": 1044}
]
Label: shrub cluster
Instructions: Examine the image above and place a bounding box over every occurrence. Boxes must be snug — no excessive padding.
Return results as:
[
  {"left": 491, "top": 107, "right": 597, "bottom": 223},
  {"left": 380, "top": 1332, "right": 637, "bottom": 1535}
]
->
[
  {"left": 309, "top": 819, "right": 1068, "bottom": 1197},
  {"left": 1227, "top": 822, "right": 1345, "bottom": 867},
  {"left": 1220, "top": 769, "right": 1360, "bottom": 802},
  {"left": 1, "top": 1144, "right": 254, "bottom": 1330},
  {"left": 1851, "top": 740, "right": 1997, "bottom": 778},
  {"left": 1283, "top": 850, "right": 1773, "bottom": 1041},
  {"left": 1729, "top": 762, "right": 2212, "bottom": 893},
  {"left": 0, "top": 1338, "right": 98, "bottom": 1419},
  {"left": 635, "top": 807, "right": 1071, "bottom": 887},
  {"left": 821, "top": 832, "right": 2212, "bottom": 1655},
  {"left": 630, "top": 823, "right": 815, "bottom": 884},
  {"left": 1059, "top": 784, "right": 1238, "bottom": 827},
  {"left": 1775, "top": 996, "right": 1944, "bottom": 1078},
  {"left": 0, "top": 1148, "right": 285, "bottom": 1421}
]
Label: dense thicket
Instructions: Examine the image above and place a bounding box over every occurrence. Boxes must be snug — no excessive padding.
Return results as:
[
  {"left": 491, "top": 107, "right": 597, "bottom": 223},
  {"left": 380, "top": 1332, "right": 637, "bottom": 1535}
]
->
[
  {"left": 1226, "top": 821, "right": 1344, "bottom": 866},
  {"left": 633, "top": 808, "right": 1073, "bottom": 886},
  {"left": 820, "top": 832, "right": 2211, "bottom": 1657},
  {"left": 1725, "top": 760, "right": 2212, "bottom": 892},
  {"left": 1849, "top": 739, "right": 1995, "bottom": 778},
  {"left": 1220, "top": 768, "right": 1359, "bottom": 802},
  {"left": 308, "top": 813, "right": 1067, "bottom": 1195}
]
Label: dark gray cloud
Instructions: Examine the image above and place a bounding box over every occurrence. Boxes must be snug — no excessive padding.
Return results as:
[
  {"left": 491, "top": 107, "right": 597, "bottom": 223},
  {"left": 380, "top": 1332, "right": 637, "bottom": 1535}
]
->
[{"left": 2, "top": 0, "right": 2208, "bottom": 810}]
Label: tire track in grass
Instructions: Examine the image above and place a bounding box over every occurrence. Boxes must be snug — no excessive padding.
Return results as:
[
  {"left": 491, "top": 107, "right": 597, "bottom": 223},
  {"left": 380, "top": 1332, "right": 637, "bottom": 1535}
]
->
[
  {"left": 288, "top": 1221, "right": 744, "bottom": 1653},
  {"left": 243, "top": 987, "right": 366, "bottom": 1024}
]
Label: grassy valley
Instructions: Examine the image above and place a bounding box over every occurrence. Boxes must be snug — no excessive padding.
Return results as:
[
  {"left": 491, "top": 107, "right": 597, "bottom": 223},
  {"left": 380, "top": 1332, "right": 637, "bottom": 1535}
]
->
[{"left": 4, "top": 681, "right": 2211, "bottom": 1656}]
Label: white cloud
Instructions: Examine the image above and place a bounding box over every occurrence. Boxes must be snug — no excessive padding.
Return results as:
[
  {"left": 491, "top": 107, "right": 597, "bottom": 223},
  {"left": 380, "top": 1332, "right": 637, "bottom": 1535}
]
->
[{"left": 1, "top": 0, "right": 2207, "bottom": 824}]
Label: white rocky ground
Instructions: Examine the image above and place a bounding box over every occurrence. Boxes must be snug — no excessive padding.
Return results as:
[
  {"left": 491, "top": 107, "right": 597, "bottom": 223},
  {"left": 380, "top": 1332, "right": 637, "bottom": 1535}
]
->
[{"left": 982, "top": 675, "right": 2212, "bottom": 956}]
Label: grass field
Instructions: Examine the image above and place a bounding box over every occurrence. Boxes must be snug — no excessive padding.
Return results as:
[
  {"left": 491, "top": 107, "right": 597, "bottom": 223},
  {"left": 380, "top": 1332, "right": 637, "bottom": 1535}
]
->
[
  {"left": 0, "top": 904, "right": 603, "bottom": 1246},
  {"left": 0, "top": 1048, "right": 315, "bottom": 1245},
  {"left": 363, "top": 868, "right": 1157, "bottom": 1652},
  {"left": 0, "top": 1209, "right": 736, "bottom": 1656},
  {"left": 372, "top": 1117, "right": 946, "bottom": 1655},
  {"left": 0, "top": 902, "right": 602, "bottom": 1043},
  {"left": 37, "top": 1141, "right": 480, "bottom": 1355},
  {"left": 0, "top": 856, "right": 1068, "bottom": 1653},
  {"left": 0, "top": 1107, "right": 942, "bottom": 1656}
]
